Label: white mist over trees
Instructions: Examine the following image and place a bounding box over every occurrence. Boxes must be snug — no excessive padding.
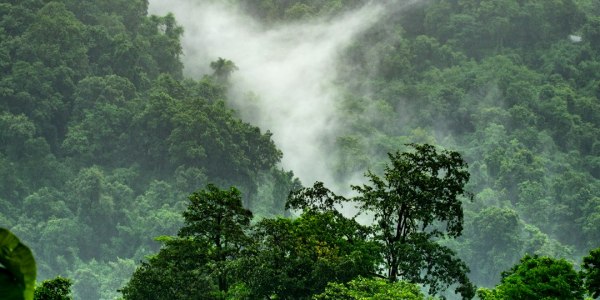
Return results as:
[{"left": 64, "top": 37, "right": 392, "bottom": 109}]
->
[
  {"left": 147, "top": 0, "right": 421, "bottom": 189},
  {"left": 2, "top": 0, "right": 600, "bottom": 298}
]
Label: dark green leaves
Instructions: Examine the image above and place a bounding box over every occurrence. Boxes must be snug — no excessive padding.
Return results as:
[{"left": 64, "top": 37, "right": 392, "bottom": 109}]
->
[
  {"left": 179, "top": 184, "right": 252, "bottom": 246},
  {"left": 34, "top": 276, "right": 72, "bottom": 300},
  {"left": 123, "top": 185, "right": 253, "bottom": 299},
  {"left": 286, "top": 181, "right": 347, "bottom": 212},
  {"left": 582, "top": 247, "right": 600, "bottom": 298},
  {"left": 352, "top": 144, "right": 474, "bottom": 299},
  {"left": 314, "top": 277, "right": 427, "bottom": 300},
  {"left": 354, "top": 144, "right": 471, "bottom": 238},
  {"left": 242, "top": 211, "right": 380, "bottom": 299}
]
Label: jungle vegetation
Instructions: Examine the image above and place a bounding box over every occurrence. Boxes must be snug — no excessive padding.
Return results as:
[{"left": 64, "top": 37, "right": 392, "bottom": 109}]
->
[{"left": 1, "top": 0, "right": 599, "bottom": 299}]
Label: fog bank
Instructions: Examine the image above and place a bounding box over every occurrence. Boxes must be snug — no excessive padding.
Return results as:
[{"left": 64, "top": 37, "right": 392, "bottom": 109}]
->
[{"left": 147, "top": 0, "right": 417, "bottom": 190}]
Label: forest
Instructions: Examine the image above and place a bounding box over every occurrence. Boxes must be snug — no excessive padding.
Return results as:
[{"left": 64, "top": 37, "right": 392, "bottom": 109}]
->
[{"left": 0, "top": 0, "right": 599, "bottom": 299}]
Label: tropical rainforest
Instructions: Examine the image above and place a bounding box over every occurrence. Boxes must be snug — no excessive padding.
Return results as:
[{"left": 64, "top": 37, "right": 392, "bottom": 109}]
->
[{"left": 0, "top": 0, "right": 599, "bottom": 299}]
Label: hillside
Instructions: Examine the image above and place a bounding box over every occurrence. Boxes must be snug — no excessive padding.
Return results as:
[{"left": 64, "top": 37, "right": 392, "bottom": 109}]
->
[
  {"left": 1, "top": 0, "right": 599, "bottom": 299},
  {"left": 0, "top": 1, "right": 295, "bottom": 298}
]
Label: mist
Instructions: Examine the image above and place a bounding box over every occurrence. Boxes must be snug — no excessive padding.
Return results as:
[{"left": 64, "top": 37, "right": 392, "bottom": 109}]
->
[{"left": 147, "top": 0, "right": 418, "bottom": 192}]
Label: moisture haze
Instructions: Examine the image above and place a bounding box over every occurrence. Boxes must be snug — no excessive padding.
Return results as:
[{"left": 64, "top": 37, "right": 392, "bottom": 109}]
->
[{"left": 148, "top": 0, "right": 417, "bottom": 190}]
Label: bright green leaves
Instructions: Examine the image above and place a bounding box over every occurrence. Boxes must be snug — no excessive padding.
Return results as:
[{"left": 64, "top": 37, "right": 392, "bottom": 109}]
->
[
  {"left": 0, "top": 228, "right": 36, "bottom": 300},
  {"left": 478, "top": 248, "right": 600, "bottom": 299},
  {"left": 481, "top": 255, "right": 584, "bottom": 300}
]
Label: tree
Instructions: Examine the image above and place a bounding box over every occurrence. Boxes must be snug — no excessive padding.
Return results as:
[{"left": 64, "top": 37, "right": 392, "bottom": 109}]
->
[
  {"left": 582, "top": 247, "right": 600, "bottom": 298},
  {"left": 121, "top": 185, "right": 253, "bottom": 299},
  {"left": 178, "top": 184, "right": 252, "bottom": 293},
  {"left": 313, "top": 277, "right": 427, "bottom": 300},
  {"left": 465, "top": 207, "right": 523, "bottom": 286},
  {"left": 34, "top": 276, "right": 72, "bottom": 300},
  {"left": 496, "top": 255, "right": 584, "bottom": 300},
  {"left": 352, "top": 144, "right": 475, "bottom": 299},
  {"left": 119, "top": 237, "right": 215, "bottom": 300},
  {"left": 210, "top": 58, "right": 238, "bottom": 82},
  {"left": 241, "top": 209, "right": 380, "bottom": 299}
]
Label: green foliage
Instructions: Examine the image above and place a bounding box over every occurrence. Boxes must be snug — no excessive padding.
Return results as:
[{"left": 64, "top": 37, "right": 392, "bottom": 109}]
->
[
  {"left": 3, "top": 0, "right": 600, "bottom": 297},
  {"left": 0, "top": 0, "right": 288, "bottom": 296},
  {"left": 329, "top": 0, "right": 600, "bottom": 289},
  {"left": 120, "top": 238, "right": 216, "bottom": 300},
  {"left": 313, "top": 277, "right": 428, "bottom": 300},
  {"left": 122, "top": 185, "right": 253, "bottom": 299},
  {"left": 0, "top": 228, "right": 36, "bottom": 300},
  {"left": 210, "top": 58, "right": 238, "bottom": 82},
  {"left": 353, "top": 144, "right": 475, "bottom": 299},
  {"left": 179, "top": 184, "right": 252, "bottom": 293},
  {"left": 582, "top": 247, "right": 600, "bottom": 298},
  {"left": 241, "top": 210, "right": 380, "bottom": 298},
  {"left": 121, "top": 145, "right": 474, "bottom": 299},
  {"left": 34, "top": 276, "right": 72, "bottom": 300},
  {"left": 463, "top": 207, "right": 523, "bottom": 286},
  {"left": 237, "top": 0, "right": 368, "bottom": 23},
  {"left": 485, "top": 255, "right": 585, "bottom": 300},
  {"left": 122, "top": 184, "right": 380, "bottom": 299},
  {"left": 476, "top": 287, "right": 502, "bottom": 300}
]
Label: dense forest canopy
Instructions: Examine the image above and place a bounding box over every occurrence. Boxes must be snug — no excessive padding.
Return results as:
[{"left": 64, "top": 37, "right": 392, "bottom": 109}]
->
[
  {"left": 1, "top": 0, "right": 599, "bottom": 299},
  {"left": 0, "top": 0, "right": 295, "bottom": 298}
]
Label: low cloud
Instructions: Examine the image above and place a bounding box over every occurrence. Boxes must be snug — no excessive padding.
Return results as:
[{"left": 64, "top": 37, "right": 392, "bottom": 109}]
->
[{"left": 148, "top": 0, "right": 421, "bottom": 192}]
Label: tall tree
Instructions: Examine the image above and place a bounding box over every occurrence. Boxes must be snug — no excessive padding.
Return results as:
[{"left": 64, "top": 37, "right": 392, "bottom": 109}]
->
[
  {"left": 353, "top": 144, "right": 475, "bottom": 299},
  {"left": 121, "top": 185, "right": 253, "bottom": 299},
  {"left": 178, "top": 184, "right": 252, "bottom": 293},
  {"left": 210, "top": 58, "right": 238, "bottom": 82}
]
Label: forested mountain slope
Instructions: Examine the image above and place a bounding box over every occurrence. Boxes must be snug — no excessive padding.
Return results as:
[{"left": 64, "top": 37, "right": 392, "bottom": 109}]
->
[
  {"left": 325, "top": 0, "right": 600, "bottom": 287},
  {"left": 230, "top": 0, "right": 600, "bottom": 288},
  {"left": 2, "top": 0, "right": 600, "bottom": 298},
  {"left": 0, "top": 1, "right": 295, "bottom": 298}
]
